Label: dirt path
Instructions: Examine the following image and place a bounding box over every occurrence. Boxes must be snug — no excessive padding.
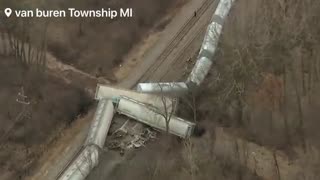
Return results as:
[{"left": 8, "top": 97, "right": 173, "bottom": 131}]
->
[
  {"left": 45, "top": 52, "right": 110, "bottom": 88},
  {"left": 0, "top": 34, "right": 110, "bottom": 96}
]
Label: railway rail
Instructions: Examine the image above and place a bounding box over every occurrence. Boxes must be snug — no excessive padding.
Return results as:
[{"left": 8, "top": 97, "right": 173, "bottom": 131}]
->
[{"left": 137, "top": 0, "right": 215, "bottom": 83}]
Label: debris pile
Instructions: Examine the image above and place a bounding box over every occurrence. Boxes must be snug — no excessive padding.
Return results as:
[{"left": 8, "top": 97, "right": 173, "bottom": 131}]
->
[{"left": 106, "top": 119, "right": 157, "bottom": 154}]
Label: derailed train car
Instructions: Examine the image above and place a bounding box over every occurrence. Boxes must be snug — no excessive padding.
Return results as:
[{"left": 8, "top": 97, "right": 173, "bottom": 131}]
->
[
  {"left": 84, "top": 99, "right": 114, "bottom": 148},
  {"left": 113, "top": 96, "right": 195, "bottom": 138},
  {"left": 187, "top": 0, "right": 235, "bottom": 88},
  {"left": 95, "top": 84, "right": 174, "bottom": 112}
]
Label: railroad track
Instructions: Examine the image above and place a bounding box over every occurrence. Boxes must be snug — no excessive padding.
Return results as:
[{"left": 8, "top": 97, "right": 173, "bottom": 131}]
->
[
  {"left": 137, "top": 0, "right": 215, "bottom": 83},
  {"left": 159, "top": 24, "right": 207, "bottom": 81},
  {"left": 56, "top": 145, "right": 85, "bottom": 179}
]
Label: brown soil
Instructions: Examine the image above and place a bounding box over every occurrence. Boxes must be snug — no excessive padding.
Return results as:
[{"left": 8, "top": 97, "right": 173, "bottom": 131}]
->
[
  {"left": 0, "top": 55, "right": 93, "bottom": 180},
  {"left": 44, "top": 0, "right": 186, "bottom": 79}
]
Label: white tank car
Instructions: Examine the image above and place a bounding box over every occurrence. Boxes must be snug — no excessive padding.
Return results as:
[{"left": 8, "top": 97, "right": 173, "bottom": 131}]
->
[{"left": 114, "top": 96, "right": 195, "bottom": 138}]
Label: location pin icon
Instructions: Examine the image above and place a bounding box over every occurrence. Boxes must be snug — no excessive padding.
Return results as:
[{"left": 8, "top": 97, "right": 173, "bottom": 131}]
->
[{"left": 4, "top": 8, "right": 12, "bottom": 17}]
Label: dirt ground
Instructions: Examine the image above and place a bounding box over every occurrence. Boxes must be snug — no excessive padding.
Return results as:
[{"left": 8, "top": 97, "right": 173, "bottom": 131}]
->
[
  {"left": 44, "top": 0, "right": 186, "bottom": 80},
  {"left": 0, "top": 56, "right": 93, "bottom": 180},
  {"left": 1, "top": 0, "right": 186, "bottom": 80}
]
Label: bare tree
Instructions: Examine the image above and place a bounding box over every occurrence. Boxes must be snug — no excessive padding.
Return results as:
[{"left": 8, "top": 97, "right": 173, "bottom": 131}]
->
[
  {"left": 282, "top": 64, "right": 291, "bottom": 146},
  {"left": 148, "top": 158, "right": 161, "bottom": 180},
  {"left": 156, "top": 83, "right": 178, "bottom": 135},
  {"left": 234, "top": 139, "right": 243, "bottom": 180},
  {"left": 273, "top": 151, "right": 281, "bottom": 180},
  {"left": 183, "top": 138, "right": 199, "bottom": 180},
  {"left": 289, "top": 65, "right": 306, "bottom": 152},
  {"left": 1, "top": 15, "right": 49, "bottom": 72},
  {"left": 181, "top": 91, "right": 198, "bottom": 123}
]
